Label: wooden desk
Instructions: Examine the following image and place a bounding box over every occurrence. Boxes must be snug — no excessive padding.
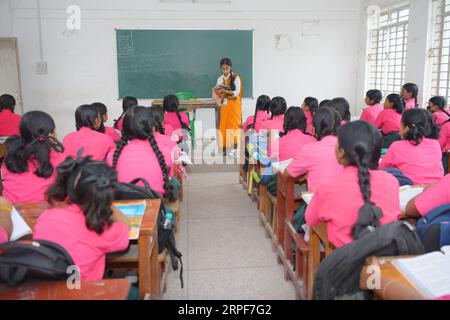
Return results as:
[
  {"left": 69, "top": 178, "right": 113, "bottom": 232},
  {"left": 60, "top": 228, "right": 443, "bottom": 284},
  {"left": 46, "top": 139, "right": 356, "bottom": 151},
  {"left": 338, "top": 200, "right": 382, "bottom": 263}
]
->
[
  {"left": 0, "top": 279, "right": 130, "bottom": 300},
  {"left": 360, "top": 256, "right": 425, "bottom": 300},
  {"left": 15, "top": 199, "right": 162, "bottom": 300},
  {"left": 307, "top": 223, "right": 334, "bottom": 300}
]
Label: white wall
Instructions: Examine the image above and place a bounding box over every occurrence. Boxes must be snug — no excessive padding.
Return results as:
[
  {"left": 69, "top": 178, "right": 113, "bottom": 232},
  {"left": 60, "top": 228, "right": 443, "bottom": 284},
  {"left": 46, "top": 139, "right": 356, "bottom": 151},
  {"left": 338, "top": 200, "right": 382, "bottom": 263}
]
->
[{"left": 0, "top": 0, "right": 363, "bottom": 138}]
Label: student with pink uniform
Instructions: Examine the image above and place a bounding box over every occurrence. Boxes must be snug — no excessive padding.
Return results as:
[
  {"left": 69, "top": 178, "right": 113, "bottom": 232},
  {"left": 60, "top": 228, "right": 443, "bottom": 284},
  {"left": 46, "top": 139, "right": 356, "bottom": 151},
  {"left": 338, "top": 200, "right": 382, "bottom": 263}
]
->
[
  {"left": 401, "top": 83, "right": 419, "bottom": 110},
  {"left": 329, "top": 97, "right": 351, "bottom": 125},
  {"left": 379, "top": 109, "right": 444, "bottom": 186},
  {"left": 285, "top": 107, "right": 343, "bottom": 192},
  {"left": 375, "top": 93, "right": 404, "bottom": 150},
  {"left": 0, "top": 197, "right": 12, "bottom": 243},
  {"left": 163, "top": 95, "right": 190, "bottom": 142},
  {"left": 1, "top": 111, "right": 65, "bottom": 203},
  {"left": 360, "top": 89, "right": 384, "bottom": 125},
  {"left": 92, "top": 102, "right": 121, "bottom": 142},
  {"left": 305, "top": 121, "right": 401, "bottom": 248},
  {"left": 0, "top": 94, "right": 21, "bottom": 137},
  {"left": 302, "top": 97, "right": 319, "bottom": 135},
  {"left": 114, "top": 96, "right": 138, "bottom": 132},
  {"left": 108, "top": 106, "right": 176, "bottom": 201},
  {"left": 63, "top": 105, "right": 115, "bottom": 161},
  {"left": 259, "top": 96, "right": 287, "bottom": 133},
  {"left": 243, "top": 95, "right": 271, "bottom": 132},
  {"left": 428, "top": 96, "right": 450, "bottom": 127},
  {"left": 270, "top": 107, "right": 315, "bottom": 162},
  {"left": 33, "top": 156, "right": 129, "bottom": 281}
]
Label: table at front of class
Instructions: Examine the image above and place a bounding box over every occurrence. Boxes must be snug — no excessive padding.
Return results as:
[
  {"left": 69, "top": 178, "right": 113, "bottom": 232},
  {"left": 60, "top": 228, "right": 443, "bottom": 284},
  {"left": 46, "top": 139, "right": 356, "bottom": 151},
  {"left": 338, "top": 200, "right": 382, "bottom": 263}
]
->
[
  {"left": 151, "top": 98, "right": 219, "bottom": 149},
  {"left": 14, "top": 199, "right": 162, "bottom": 300}
]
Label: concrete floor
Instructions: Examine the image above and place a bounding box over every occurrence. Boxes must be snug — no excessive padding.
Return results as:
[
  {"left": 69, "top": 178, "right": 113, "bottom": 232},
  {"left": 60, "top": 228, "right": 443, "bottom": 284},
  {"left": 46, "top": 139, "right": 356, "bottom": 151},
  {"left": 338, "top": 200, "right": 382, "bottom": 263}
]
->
[{"left": 162, "top": 168, "right": 296, "bottom": 300}]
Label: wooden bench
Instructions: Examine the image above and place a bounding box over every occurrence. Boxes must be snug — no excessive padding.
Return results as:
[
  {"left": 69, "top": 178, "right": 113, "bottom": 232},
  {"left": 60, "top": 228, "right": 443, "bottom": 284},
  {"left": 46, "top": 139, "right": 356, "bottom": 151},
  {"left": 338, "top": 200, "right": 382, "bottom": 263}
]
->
[
  {"left": 276, "top": 172, "right": 308, "bottom": 299},
  {"left": 307, "top": 223, "right": 334, "bottom": 299},
  {"left": 15, "top": 199, "right": 164, "bottom": 300},
  {"left": 0, "top": 279, "right": 131, "bottom": 300}
]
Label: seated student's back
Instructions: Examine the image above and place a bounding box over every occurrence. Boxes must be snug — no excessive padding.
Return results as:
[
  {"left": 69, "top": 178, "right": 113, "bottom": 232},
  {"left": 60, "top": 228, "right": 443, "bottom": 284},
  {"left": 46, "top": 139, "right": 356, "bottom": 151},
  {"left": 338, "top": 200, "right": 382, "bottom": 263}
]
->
[
  {"left": 285, "top": 107, "right": 344, "bottom": 192},
  {"left": 302, "top": 97, "right": 319, "bottom": 135},
  {"left": 92, "top": 102, "right": 121, "bottom": 142},
  {"left": 114, "top": 96, "right": 138, "bottom": 132},
  {"left": 360, "top": 89, "right": 383, "bottom": 125},
  {"left": 63, "top": 105, "right": 115, "bottom": 161},
  {"left": 243, "top": 95, "right": 271, "bottom": 132},
  {"left": 379, "top": 109, "right": 444, "bottom": 185},
  {"left": 305, "top": 121, "right": 401, "bottom": 248},
  {"left": 162, "top": 95, "right": 190, "bottom": 141},
  {"left": 0, "top": 94, "right": 21, "bottom": 137},
  {"left": 1, "top": 111, "right": 65, "bottom": 203},
  {"left": 329, "top": 97, "right": 351, "bottom": 125},
  {"left": 375, "top": 93, "right": 404, "bottom": 134},
  {"left": 33, "top": 157, "right": 129, "bottom": 281},
  {"left": 259, "top": 96, "right": 287, "bottom": 133},
  {"left": 107, "top": 106, "right": 176, "bottom": 200},
  {"left": 270, "top": 107, "right": 315, "bottom": 161}
]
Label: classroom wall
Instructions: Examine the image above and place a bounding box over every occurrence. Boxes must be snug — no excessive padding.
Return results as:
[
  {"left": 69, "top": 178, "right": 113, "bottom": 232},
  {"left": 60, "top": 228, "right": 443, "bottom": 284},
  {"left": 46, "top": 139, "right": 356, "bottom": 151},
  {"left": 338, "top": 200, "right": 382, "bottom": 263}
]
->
[{"left": 0, "top": 0, "right": 363, "bottom": 138}]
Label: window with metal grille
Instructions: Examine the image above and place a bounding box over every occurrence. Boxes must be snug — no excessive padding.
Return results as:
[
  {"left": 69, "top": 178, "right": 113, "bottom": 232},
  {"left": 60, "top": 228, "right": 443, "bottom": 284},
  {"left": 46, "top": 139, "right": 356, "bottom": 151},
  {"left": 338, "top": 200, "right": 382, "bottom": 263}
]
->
[
  {"left": 367, "top": 4, "right": 409, "bottom": 97},
  {"left": 430, "top": 0, "right": 450, "bottom": 101}
]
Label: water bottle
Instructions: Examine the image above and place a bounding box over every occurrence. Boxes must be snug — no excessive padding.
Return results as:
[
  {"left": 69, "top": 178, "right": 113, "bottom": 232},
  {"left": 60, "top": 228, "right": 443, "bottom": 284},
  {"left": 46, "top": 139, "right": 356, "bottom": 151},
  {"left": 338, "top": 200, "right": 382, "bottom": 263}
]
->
[{"left": 163, "top": 212, "right": 173, "bottom": 230}]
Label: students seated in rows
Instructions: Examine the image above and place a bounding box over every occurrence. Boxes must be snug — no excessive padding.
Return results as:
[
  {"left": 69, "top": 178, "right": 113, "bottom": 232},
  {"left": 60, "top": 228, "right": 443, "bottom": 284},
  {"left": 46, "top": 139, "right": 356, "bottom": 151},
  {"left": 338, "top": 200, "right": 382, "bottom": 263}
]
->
[
  {"left": 0, "top": 197, "right": 12, "bottom": 243},
  {"left": 63, "top": 104, "right": 115, "bottom": 161},
  {"left": 163, "top": 95, "right": 190, "bottom": 143},
  {"left": 285, "top": 107, "right": 343, "bottom": 192},
  {"left": 33, "top": 156, "right": 129, "bottom": 281},
  {"left": 92, "top": 102, "right": 121, "bottom": 142},
  {"left": 379, "top": 109, "right": 443, "bottom": 186},
  {"left": 270, "top": 107, "right": 315, "bottom": 162},
  {"left": 329, "top": 97, "right": 351, "bottom": 125},
  {"left": 2, "top": 111, "right": 65, "bottom": 203},
  {"left": 259, "top": 96, "right": 287, "bottom": 133},
  {"left": 114, "top": 96, "right": 138, "bottom": 131},
  {"left": 0, "top": 94, "right": 21, "bottom": 137},
  {"left": 107, "top": 106, "right": 176, "bottom": 201},
  {"left": 302, "top": 97, "right": 318, "bottom": 135},
  {"left": 360, "top": 89, "right": 383, "bottom": 125},
  {"left": 305, "top": 121, "right": 401, "bottom": 248},
  {"left": 401, "top": 82, "right": 419, "bottom": 110},
  {"left": 428, "top": 96, "right": 450, "bottom": 127},
  {"left": 243, "top": 95, "right": 271, "bottom": 132}
]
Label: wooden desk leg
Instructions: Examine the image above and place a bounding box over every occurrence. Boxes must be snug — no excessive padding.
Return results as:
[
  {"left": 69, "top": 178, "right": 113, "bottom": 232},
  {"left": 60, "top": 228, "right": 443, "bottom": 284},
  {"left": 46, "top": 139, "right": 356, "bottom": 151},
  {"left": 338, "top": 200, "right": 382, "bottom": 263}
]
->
[
  {"left": 138, "top": 234, "right": 151, "bottom": 300},
  {"left": 284, "top": 187, "right": 294, "bottom": 265},
  {"left": 307, "top": 230, "right": 320, "bottom": 300},
  {"left": 277, "top": 192, "right": 285, "bottom": 247},
  {"left": 149, "top": 235, "right": 160, "bottom": 299}
]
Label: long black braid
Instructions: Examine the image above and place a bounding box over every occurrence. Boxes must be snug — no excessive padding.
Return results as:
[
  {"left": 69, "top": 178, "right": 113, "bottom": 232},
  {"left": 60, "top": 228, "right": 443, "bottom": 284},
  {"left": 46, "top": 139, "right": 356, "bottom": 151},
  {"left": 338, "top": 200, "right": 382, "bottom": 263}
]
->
[
  {"left": 249, "top": 95, "right": 270, "bottom": 131},
  {"left": 112, "top": 136, "right": 129, "bottom": 169},
  {"left": 147, "top": 132, "right": 175, "bottom": 201}
]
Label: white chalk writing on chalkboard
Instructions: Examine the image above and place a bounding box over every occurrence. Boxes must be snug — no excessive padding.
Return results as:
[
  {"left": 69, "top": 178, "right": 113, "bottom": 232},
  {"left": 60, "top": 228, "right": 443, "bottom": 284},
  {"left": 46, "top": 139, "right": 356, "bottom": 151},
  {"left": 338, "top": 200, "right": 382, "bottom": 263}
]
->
[
  {"left": 119, "top": 52, "right": 175, "bottom": 73},
  {"left": 117, "top": 31, "right": 134, "bottom": 56}
]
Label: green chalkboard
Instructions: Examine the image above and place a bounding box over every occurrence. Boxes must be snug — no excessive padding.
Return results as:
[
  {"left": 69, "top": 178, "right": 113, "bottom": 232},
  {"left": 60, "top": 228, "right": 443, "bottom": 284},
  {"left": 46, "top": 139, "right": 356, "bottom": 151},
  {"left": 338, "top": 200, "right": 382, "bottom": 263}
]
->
[{"left": 116, "top": 30, "right": 253, "bottom": 99}]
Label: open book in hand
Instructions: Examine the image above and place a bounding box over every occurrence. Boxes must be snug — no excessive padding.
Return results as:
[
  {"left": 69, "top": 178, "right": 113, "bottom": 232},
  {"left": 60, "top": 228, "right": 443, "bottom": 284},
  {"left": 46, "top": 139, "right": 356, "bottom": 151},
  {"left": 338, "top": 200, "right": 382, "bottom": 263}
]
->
[{"left": 392, "top": 246, "right": 450, "bottom": 299}]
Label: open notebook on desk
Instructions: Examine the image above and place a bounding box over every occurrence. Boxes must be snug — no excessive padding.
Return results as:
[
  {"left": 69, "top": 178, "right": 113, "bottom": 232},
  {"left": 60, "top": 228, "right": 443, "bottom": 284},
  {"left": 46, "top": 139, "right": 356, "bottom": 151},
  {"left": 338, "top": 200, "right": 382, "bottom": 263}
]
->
[
  {"left": 271, "top": 158, "right": 293, "bottom": 174},
  {"left": 392, "top": 246, "right": 450, "bottom": 299},
  {"left": 113, "top": 200, "right": 147, "bottom": 240}
]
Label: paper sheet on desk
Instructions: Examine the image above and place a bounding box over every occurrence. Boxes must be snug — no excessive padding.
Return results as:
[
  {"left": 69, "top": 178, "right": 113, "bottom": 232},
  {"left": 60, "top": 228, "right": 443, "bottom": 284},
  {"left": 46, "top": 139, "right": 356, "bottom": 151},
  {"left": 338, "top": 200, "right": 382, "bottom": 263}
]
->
[
  {"left": 399, "top": 186, "right": 424, "bottom": 211},
  {"left": 10, "top": 207, "right": 32, "bottom": 241},
  {"left": 271, "top": 158, "right": 293, "bottom": 174}
]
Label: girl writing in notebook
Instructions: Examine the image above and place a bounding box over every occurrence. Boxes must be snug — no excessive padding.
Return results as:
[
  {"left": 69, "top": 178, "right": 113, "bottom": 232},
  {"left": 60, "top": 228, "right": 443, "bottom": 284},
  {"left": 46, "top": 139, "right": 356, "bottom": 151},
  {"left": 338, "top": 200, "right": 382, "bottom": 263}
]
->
[
  {"left": 33, "top": 156, "right": 129, "bottom": 281},
  {"left": 2, "top": 111, "right": 65, "bottom": 203},
  {"left": 305, "top": 121, "right": 401, "bottom": 248},
  {"left": 63, "top": 104, "right": 115, "bottom": 161}
]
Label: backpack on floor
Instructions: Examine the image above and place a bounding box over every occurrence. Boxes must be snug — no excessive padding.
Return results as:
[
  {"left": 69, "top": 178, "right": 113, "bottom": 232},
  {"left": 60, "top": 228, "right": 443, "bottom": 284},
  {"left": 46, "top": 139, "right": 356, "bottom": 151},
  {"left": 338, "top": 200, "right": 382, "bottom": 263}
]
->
[
  {"left": 416, "top": 204, "right": 450, "bottom": 253},
  {"left": 0, "top": 239, "right": 75, "bottom": 287}
]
